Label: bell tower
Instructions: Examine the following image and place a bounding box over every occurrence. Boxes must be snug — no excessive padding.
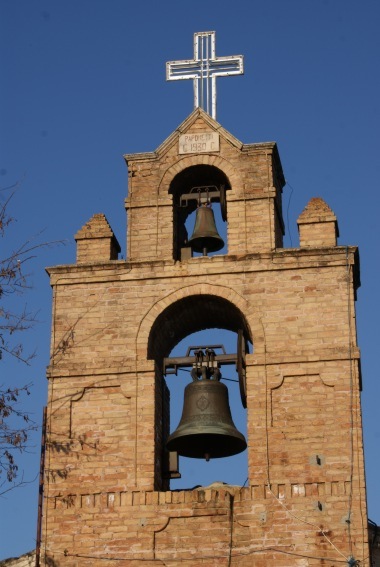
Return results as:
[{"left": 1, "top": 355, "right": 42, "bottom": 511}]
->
[{"left": 40, "top": 36, "right": 370, "bottom": 567}]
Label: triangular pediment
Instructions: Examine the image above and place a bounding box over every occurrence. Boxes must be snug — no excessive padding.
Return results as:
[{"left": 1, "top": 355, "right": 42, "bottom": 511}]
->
[
  {"left": 156, "top": 108, "right": 244, "bottom": 155},
  {"left": 124, "top": 108, "right": 244, "bottom": 163}
]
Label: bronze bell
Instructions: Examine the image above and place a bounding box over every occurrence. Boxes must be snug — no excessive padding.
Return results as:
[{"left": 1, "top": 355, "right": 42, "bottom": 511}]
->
[
  {"left": 166, "top": 376, "right": 247, "bottom": 460},
  {"left": 188, "top": 205, "right": 224, "bottom": 253}
]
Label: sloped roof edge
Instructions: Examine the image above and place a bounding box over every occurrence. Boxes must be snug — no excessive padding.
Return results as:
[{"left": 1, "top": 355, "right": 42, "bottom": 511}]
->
[{"left": 124, "top": 108, "right": 245, "bottom": 163}]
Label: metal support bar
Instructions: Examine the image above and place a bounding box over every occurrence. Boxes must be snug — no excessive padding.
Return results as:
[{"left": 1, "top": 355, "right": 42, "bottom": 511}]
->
[
  {"left": 164, "top": 353, "right": 238, "bottom": 376},
  {"left": 180, "top": 190, "right": 220, "bottom": 208}
]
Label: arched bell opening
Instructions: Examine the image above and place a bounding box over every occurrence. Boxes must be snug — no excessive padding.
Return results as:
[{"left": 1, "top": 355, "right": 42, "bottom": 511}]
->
[
  {"left": 147, "top": 294, "right": 252, "bottom": 489},
  {"left": 169, "top": 165, "right": 231, "bottom": 261},
  {"left": 166, "top": 329, "right": 249, "bottom": 489}
]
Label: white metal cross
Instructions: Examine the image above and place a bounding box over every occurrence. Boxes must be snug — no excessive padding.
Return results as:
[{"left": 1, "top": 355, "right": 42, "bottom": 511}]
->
[{"left": 166, "top": 31, "right": 244, "bottom": 120}]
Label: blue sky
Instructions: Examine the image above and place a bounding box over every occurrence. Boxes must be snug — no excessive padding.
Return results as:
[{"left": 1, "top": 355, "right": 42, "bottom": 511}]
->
[{"left": 1, "top": 0, "right": 379, "bottom": 559}]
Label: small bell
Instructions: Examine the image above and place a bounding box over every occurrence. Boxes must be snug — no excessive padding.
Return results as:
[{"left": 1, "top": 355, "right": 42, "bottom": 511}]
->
[{"left": 188, "top": 204, "right": 224, "bottom": 254}]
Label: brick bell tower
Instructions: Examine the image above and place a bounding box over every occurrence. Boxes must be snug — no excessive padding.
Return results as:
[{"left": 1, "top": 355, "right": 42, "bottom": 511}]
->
[{"left": 40, "top": 37, "right": 370, "bottom": 567}]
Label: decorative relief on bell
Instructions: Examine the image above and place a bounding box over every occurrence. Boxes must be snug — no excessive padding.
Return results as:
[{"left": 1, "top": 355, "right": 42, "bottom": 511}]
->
[{"left": 196, "top": 395, "right": 210, "bottom": 411}]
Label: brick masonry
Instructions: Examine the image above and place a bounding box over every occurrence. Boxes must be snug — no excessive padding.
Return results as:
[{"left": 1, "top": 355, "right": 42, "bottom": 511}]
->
[{"left": 40, "top": 109, "right": 371, "bottom": 566}]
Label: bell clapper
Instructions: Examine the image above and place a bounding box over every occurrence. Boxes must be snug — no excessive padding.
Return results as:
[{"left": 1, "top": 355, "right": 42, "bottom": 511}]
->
[{"left": 204, "top": 453, "right": 210, "bottom": 462}]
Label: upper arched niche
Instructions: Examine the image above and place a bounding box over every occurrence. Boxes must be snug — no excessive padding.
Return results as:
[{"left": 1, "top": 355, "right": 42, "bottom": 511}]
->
[
  {"left": 169, "top": 165, "right": 231, "bottom": 260},
  {"left": 147, "top": 294, "right": 251, "bottom": 363}
]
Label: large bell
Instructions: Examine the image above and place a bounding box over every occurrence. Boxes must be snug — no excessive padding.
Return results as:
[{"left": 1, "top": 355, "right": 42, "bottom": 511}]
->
[
  {"left": 188, "top": 205, "right": 224, "bottom": 253},
  {"left": 166, "top": 379, "right": 247, "bottom": 460}
]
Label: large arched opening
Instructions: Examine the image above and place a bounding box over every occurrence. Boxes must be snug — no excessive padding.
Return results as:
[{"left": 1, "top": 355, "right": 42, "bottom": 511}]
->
[{"left": 147, "top": 293, "right": 252, "bottom": 489}]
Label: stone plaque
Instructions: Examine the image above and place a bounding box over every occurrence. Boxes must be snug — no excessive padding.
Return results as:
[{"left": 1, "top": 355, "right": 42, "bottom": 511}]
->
[{"left": 179, "top": 132, "right": 220, "bottom": 154}]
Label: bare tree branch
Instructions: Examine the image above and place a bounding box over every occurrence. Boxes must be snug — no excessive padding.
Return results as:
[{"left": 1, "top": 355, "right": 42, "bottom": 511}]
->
[{"left": 0, "top": 186, "right": 63, "bottom": 488}]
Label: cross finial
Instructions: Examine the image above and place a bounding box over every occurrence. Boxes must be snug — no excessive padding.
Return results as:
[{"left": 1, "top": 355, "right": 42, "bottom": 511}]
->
[{"left": 166, "top": 31, "right": 244, "bottom": 120}]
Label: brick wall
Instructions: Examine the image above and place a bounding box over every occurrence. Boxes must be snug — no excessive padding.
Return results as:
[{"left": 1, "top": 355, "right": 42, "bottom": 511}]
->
[{"left": 40, "top": 109, "right": 370, "bottom": 566}]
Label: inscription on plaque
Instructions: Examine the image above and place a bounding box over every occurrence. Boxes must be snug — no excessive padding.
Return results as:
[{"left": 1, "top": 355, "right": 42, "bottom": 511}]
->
[{"left": 179, "top": 132, "right": 220, "bottom": 154}]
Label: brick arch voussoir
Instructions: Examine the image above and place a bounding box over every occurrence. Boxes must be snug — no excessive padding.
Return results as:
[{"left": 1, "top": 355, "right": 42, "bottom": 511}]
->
[
  {"left": 158, "top": 155, "right": 240, "bottom": 196},
  {"left": 137, "top": 283, "right": 262, "bottom": 358}
]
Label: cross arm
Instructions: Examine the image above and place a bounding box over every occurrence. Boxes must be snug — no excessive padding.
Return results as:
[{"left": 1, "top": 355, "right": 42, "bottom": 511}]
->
[
  {"left": 166, "top": 60, "right": 203, "bottom": 81},
  {"left": 208, "top": 55, "right": 244, "bottom": 76}
]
